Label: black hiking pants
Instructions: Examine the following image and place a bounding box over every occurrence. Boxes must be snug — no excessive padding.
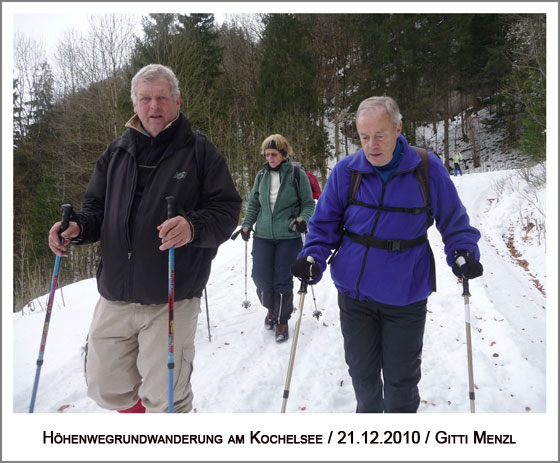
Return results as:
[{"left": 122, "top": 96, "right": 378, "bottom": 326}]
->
[
  {"left": 338, "top": 292, "right": 427, "bottom": 413},
  {"left": 252, "top": 237, "right": 302, "bottom": 323}
]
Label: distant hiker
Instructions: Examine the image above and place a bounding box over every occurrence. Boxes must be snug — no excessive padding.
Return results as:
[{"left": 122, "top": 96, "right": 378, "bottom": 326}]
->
[
  {"left": 428, "top": 146, "right": 439, "bottom": 159},
  {"left": 452, "top": 148, "right": 463, "bottom": 176},
  {"left": 302, "top": 165, "right": 322, "bottom": 199},
  {"left": 238, "top": 134, "right": 315, "bottom": 342},
  {"left": 48, "top": 64, "right": 242, "bottom": 413},
  {"left": 437, "top": 147, "right": 444, "bottom": 161},
  {"left": 429, "top": 146, "right": 443, "bottom": 161},
  {"left": 291, "top": 96, "right": 483, "bottom": 413}
]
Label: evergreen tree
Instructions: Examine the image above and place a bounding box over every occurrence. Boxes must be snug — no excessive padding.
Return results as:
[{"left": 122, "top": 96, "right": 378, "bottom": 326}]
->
[
  {"left": 351, "top": 14, "right": 428, "bottom": 144},
  {"left": 176, "top": 13, "right": 223, "bottom": 89},
  {"left": 255, "top": 14, "right": 326, "bottom": 174},
  {"left": 502, "top": 14, "right": 546, "bottom": 161},
  {"left": 132, "top": 13, "right": 178, "bottom": 66}
]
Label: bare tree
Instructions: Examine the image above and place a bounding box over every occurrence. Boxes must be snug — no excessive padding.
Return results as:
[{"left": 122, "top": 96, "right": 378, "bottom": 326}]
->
[
  {"left": 88, "top": 14, "right": 138, "bottom": 137},
  {"left": 13, "top": 33, "right": 47, "bottom": 132},
  {"left": 223, "top": 13, "right": 265, "bottom": 42}
]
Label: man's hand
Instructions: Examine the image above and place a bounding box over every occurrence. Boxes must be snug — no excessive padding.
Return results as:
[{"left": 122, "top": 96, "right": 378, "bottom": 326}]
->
[
  {"left": 452, "top": 250, "right": 483, "bottom": 280},
  {"left": 48, "top": 221, "right": 80, "bottom": 257},
  {"left": 158, "top": 216, "right": 192, "bottom": 250},
  {"left": 291, "top": 256, "right": 320, "bottom": 280}
]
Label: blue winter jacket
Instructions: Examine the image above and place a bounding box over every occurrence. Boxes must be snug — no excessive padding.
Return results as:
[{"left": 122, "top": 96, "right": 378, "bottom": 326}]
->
[{"left": 300, "top": 135, "right": 481, "bottom": 306}]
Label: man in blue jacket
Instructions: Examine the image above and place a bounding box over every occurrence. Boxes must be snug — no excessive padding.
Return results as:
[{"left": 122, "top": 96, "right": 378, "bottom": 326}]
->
[{"left": 291, "top": 96, "right": 483, "bottom": 413}]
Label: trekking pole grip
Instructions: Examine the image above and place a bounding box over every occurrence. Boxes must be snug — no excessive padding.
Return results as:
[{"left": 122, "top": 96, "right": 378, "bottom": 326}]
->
[
  {"left": 166, "top": 196, "right": 176, "bottom": 220},
  {"left": 298, "top": 278, "right": 309, "bottom": 295},
  {"left": 230, "top": 228, "right": 241, "bottom": 240},
  {"left": 59, "top": 204, "right": 74, "bottom": 236}
]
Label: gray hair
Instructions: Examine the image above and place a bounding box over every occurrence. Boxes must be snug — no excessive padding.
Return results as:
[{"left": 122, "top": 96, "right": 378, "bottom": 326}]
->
[
  {"left": 356, "top": 96, "right": 402, "bottom": 129},
  {"left": 131, "top": 64, "right": 180, "bottom": 104}
]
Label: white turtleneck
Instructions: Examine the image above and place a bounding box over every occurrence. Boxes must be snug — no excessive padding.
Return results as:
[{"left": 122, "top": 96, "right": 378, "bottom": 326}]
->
[{"left": 269, "top": 170, "right": 281, "bottom": 212}]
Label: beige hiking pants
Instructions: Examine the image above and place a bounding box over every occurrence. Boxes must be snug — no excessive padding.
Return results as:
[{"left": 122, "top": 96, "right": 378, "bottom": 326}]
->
[{"left": 85, "top": 296, "right": 200, "bottom": 413}]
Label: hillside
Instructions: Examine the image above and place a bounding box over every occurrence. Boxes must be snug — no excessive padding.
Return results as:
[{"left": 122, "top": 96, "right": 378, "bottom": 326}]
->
[{"left": 416, "top": 106, "right": 528, "bottom": 172}]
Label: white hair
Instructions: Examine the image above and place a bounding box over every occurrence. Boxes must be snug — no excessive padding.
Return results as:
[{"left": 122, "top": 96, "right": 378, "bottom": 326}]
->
[
  {"left": 131, "top": 64, "right": 180, "bottom": 104},
  {"left": 356, "top": 96, "right": 402, "bottom": 129}
]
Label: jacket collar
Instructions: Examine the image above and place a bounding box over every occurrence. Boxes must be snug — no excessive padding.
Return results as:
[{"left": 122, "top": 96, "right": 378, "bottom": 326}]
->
[
  {"left": 115, "top": 112, "right": 194, "bottom": 153},
  {"left": 262, "top": 159, "right": 291, "bottom": 172},
  {"left": 348, "top": 135, "right": 421, "bottom": 174},
  {"left": 125, "top": 113, "right": 181, "bottom": 137}
]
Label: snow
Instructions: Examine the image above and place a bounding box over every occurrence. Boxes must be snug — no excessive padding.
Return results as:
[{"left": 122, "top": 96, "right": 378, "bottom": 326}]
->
[{"left": 5, "top": 162, "right": 557, "bottom": 461}]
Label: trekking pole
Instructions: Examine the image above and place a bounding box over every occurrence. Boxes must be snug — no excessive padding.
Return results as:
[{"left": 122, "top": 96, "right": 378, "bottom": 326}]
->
[
  {"left": 230, "top": 228, "right": 251, "bottom": 309},
  {"left": 309, "top": 284, "right": 321, "bottom": 320},
  {"left": 242, "top": 239, "right": 251, "bottom": 309},
  {"left": 281, "top": 257, "right": 313, "bottom": 413},
  {"left": 204, "top": 287, "right": 212, "bottom": 342},
  {"left": 301, "top": 233, "right": 321, "bottom": 320},
  {"left": 165, "top": 196, "right": 176, "bottom": 413},
  {"left": 462, "top": 277, "right": 476, "bottom": 413},
  {"left": 29, "top": 204, "right": 74, "bottom": 413}
]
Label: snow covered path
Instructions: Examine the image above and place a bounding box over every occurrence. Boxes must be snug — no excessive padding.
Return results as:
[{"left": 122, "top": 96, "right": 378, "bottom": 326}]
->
[
  {"left": 6, "top": 167, "right": 556, "bottom": 462},
  {"left": 11, "top": 170, "right": 548, "bottom": 416}
]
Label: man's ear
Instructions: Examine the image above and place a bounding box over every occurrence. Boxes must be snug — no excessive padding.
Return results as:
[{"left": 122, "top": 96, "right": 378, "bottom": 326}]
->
[{"left": 396, "top": 120, "right": 403, "bottom": 136}]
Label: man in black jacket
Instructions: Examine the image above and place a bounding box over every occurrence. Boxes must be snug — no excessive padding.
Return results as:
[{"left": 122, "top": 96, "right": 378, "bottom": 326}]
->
[{"left": 48, "top": 64, "right": 241, "bottom": 413}]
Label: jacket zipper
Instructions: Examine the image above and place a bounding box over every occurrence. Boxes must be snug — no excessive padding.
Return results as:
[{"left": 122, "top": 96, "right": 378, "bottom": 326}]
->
[
  {"left": 125, "top": 141, "right": 143, "bottom": 298},
  {"left": 355, "top": 179, "right": 387, "bottom": 300}
]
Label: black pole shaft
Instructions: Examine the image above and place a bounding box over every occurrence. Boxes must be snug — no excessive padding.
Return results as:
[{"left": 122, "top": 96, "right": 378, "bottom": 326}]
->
[{"left": 204, "top": 287, "right": 211, "bottom": 342}]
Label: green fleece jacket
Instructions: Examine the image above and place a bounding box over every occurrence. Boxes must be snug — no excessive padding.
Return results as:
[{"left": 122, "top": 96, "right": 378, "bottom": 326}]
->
[{"left": 242, "top": 161, "right": 316, "bottom": 240}]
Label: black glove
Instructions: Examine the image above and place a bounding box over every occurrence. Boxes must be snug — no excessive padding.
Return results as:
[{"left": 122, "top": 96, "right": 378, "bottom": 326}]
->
[
  {"left": 291, "top": 256, "right": 320, "bottom": 280},
  {"left": 289, "top": 218, "right": 307, "bottom": 233},
  {"left": 240, "top": 227, "right": 251, "bottom": 242},
  {"left": 452, "top": 250, "right": 483, "bottom": 279}
]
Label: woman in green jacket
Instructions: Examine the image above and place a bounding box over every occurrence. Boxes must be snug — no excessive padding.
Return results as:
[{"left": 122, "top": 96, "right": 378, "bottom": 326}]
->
[{"left": 240, "top": 134, "right": 315, "bottom": 342}]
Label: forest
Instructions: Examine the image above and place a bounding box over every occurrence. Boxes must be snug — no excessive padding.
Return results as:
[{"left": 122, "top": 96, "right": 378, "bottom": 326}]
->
[{"left": 12, "top": 13, "right": 546, "bottom": 311}]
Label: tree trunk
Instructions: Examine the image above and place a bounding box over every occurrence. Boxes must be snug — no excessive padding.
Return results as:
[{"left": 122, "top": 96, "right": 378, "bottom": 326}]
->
[
  {"left": 443, "top": 116, "right": 450, "bottom": 170},
  {"left": 468, "top": 115, "right": 481, "bottom": 168}
]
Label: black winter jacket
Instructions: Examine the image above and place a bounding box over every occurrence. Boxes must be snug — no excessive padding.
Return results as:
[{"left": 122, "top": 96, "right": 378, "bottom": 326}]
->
[{"left": 74, "top": 113, "right": 242, "bottom": 304}]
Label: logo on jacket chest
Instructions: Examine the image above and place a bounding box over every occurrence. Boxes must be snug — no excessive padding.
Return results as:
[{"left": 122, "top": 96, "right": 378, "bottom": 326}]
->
[{"left": 173, "top": 171, "right": 188, "bottom": 180}]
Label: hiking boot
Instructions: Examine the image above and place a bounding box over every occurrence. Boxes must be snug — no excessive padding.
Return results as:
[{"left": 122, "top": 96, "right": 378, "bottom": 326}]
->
[
  {"left": 264, "top": 309, "right": 275, "bottom": 330},
  {"left": 117, "top": 398, "right": 145, "bottom": 413},
  {"left": 275, "top": 323, "right": 289, "bottom": 343},
  {"left": 275, "top": 292, "right": 294, "bottom": 324}
]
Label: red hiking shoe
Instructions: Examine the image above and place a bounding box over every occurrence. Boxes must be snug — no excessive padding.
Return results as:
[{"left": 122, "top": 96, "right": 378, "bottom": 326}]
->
[{"left": 117, "top": 398, "right": 145, "bottom": 413}]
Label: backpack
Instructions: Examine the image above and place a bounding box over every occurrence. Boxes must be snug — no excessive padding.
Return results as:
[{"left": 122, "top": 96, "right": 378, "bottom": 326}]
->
[
  {"left": 329, "top": 147, "right": 436, "bottom": 290},
  {"left": 305, "top": 170, "right": 322, "bottom": 199},
  {"left": 254, "top": 162, "right": 304, "bottom": 209}
]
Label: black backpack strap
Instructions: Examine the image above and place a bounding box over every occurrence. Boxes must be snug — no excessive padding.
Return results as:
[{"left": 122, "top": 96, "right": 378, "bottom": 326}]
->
[
  {"left": 411, "top": 146, "right": 434, "bottom": 228},
  {"left": 194, "top": 131, "right": 206, "bottom": 180},
  {"left": 327, "top": 168, "right": 363, "bottom": 265},
  {"left": 291, "top": 162, "right": 303, "bottom": 210},
  {"left": 194, "top": 131, "right": 221, "bottom": 258},
  {"left": 345, "top": 230, "right": 428, "bottom": 252},
  {"left": 411, "top": 146, "right": 436, "bottom": 291},
  {"left": 348, "top": 170, "right": 362, "bottom": 203},
  {"left": 253, "top": 168, "right": 266, "bottom": 200}
]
